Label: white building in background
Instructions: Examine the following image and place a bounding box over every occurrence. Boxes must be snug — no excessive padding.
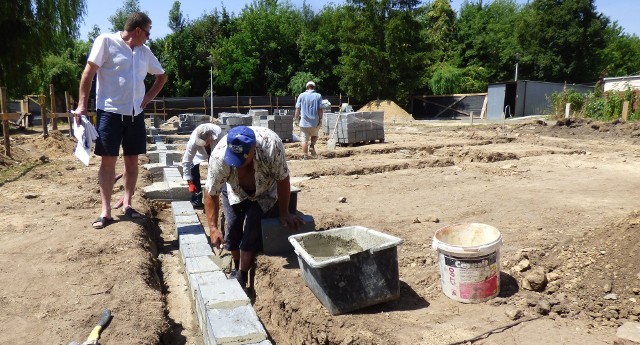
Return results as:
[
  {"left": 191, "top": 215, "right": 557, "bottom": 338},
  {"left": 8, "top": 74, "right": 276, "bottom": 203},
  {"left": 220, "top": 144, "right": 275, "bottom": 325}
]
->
[{"left": 603, "top": 76, "right": 640, "bottom": 92}]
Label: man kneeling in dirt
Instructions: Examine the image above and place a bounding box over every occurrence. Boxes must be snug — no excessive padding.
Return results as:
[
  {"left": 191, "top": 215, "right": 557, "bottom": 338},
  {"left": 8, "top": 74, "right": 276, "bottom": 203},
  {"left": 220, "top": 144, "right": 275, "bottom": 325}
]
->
[{"left": 204, "top": 126, "right": 304, "bottom": 288}]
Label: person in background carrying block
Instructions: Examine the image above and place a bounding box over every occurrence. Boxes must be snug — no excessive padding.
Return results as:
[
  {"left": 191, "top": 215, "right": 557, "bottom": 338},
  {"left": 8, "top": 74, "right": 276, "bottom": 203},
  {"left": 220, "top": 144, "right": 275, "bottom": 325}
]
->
[
  {"left": 181, "top": 123, "right": 222, "bottom": 208},
  {"left": 294, "top": 81, "right": 323, "bottom": 159},
  {"left": 203, "top": 126, "right": 304, "bottom": 289}
]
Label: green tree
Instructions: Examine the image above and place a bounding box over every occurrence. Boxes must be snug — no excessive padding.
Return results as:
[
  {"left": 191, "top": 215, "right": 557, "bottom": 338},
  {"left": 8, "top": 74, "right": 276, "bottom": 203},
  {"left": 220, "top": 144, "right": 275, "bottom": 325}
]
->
[
  {"left": 108, "top": 0, "right": 141, "bottom": 32},
  {"left": 0, "top": 0, "right": 86, "bottom": 96},
  {"left": 168, "top": 1, "right": 185, "bottom": 32},
  {"left": 336, "top": 0, "right": 391, "bottom": 102},
  {"left": 212, "top": 0, "right": 304, "bottom": 95},
  {"left": 457, "top": 0, "right": 522, "bottom": 83},
  {"left": 28, "top": 53, "right": 83, "bottom": 96},
  {"left": 88, "top": 24, "right": 101, "bottom": 42},
  {"left": 336, "top": 0, "right": 424, "bottom": 103},
  {"left": 422, "top": 0, "right": 458, "bottom": 65},
  {"left": 288, "top": 72, "right": 320, "bottom": 96},
  {"left": 295, "top": 5, "right": 342, "bottom": 95},
  {"left": 385, "top": 6, "right": 425, "bottom": 103},
  {"left": 154, "top": 8, "right": 235, "bottom": 97},
  {"left": 516, "top": 0, "right": 609, "bottom": 83},
  {"left": 601, "top": 23, "right": 640, "bottom": 77}
]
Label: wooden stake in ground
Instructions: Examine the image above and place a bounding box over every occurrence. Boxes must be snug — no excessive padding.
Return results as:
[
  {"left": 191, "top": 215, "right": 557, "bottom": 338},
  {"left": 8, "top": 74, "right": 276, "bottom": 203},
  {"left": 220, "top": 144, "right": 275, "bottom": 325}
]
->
[
  {"left": 65, "top": 91, "right": 73, "bottom": 137},
  {"left": 20, "top": 98, "right": 28, "bottom": 128},
  {"left": 39, "top": 95, "right": 48, "bottom": 137},
  {"left": 1, "top": 87, "right": 9, "bottom": 156},
  {"left": 49, "top": 84, "right": 58, "bottom": 130}
]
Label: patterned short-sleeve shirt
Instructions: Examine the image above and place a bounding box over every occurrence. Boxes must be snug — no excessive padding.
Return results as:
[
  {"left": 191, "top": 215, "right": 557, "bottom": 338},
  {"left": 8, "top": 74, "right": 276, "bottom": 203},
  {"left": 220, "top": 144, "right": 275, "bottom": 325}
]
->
[{"left": 205, "top": 126, "right": 289, "bottom": 212}]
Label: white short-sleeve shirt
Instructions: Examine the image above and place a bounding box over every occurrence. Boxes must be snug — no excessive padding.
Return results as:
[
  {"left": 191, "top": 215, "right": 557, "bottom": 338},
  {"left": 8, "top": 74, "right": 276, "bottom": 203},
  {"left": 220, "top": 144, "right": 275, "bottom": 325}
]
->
[
  {"left": 181, "top": 124, "right": 222, "bottom": 180},
  {"left": 88, "top": 32, "right": 165, "bottom": 116}
]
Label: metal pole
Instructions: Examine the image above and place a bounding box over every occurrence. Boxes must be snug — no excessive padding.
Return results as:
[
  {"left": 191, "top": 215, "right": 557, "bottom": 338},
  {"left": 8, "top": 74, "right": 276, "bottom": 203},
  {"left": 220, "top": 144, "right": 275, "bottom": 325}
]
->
[
  {"left": 515, "top": 53, "right": 520, "bottom": 82},
  {"left": 210, "top": 66, "right": 214, "bottom": 122}
]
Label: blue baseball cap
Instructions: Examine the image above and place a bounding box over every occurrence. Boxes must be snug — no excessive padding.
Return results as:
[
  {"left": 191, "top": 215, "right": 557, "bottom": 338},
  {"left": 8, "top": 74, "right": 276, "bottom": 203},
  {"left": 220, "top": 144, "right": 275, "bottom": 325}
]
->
[{"left": 224, "top": 126, "right": 256, "bottom": 167}]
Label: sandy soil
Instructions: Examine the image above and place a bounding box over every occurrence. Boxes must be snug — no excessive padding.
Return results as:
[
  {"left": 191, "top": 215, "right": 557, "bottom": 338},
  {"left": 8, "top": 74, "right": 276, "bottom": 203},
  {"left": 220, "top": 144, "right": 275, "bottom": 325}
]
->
[{"left": 1, "top": 116, "right": 639, "bottom": 345}]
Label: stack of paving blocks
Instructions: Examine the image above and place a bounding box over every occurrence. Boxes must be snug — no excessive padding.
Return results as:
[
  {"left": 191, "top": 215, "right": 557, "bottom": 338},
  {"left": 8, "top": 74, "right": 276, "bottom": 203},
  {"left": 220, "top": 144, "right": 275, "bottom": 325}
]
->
[
  {"left": 142, "top": 138, "right": 182, "bottom": 178},
  {"left": 273, "top": 109, "right": 294, "bottom": 116},
  {"left": 178, "top": 113, "right": 211, "bottom": 134},
  {"left": 217, "top": 113, "right": 253, "bottom": 137},
  {"left": 251, "top": 114, "right": 294, "bottom": 142},
  {"left": 218, "top": 110, "right": 294, "bottom": 142},
  {"left": 149, "top": 114, "right": 163, "bottom": 128},
  {"left": 218, "top": 113, "right": 254, "bottom": 127},
  {"left": 323, "top": 111, "right": 384, "bottom": 145},
  {"left": 248, "top": 109, "right": 269, "bottom": 117},
  {"left": 142, "top": 167, "right": 191, "bottom": 201}
]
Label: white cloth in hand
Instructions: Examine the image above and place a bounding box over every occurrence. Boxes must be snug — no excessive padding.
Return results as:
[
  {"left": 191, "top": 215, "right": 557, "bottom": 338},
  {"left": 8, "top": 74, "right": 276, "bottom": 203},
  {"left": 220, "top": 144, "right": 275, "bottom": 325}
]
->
[{"left": 72, "top": 115, "right": 99, "bottom": 166}]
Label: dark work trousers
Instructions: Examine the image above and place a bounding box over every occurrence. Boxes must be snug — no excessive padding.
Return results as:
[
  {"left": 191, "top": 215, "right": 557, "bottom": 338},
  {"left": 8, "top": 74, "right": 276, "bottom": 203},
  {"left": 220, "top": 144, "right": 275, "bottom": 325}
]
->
[
  {"left": 190, "top": 163, "right": 203, "bottom": 205},
  {"left": 220, "top": 185, "right": 282, "bottom": 253}
]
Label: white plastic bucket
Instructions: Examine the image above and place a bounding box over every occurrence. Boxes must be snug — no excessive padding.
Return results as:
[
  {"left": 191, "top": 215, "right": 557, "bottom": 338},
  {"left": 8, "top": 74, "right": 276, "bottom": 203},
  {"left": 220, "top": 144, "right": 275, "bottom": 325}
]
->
[{"left": 432, "top": 223, "right": 503, "bottom": 303}]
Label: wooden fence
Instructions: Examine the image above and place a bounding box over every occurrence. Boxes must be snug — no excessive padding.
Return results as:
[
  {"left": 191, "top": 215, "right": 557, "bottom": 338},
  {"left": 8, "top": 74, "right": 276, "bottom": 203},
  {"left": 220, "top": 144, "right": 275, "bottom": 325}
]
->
[{"left": 0, "top": 86, "right": 80, "bottom": 156}]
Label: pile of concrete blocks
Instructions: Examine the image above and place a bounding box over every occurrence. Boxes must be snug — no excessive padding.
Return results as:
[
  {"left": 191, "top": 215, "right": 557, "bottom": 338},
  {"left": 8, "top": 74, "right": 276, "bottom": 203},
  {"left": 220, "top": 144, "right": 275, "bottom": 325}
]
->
[
  {"left": 251, "top": 114, "right": 294, "bottom": 142},
  {"left": 248, "top": 109, "right": 269, "bottom": 117},
  {"left": 142, "top": 167, "right": 191, "bottom": 201},
  {"left": 178, "top": 113, "right": 211, "bottom": 134},
  {"left": 273, "top": 109, "right": 294, "bottom": 116},
  {"left": 148, "top": 113, "right": 163, "bottom": 128},
  {"left": 218, "top": 110, "right": 294, "bottom": 142},
  {"left": 218, "top": 112, "right": 253, "bottom": 127},
  {"left": 142, "top": 139, "right": 183, "bottom": 180},
  {"left": 323, "top": 111, "right": 384, "bottom": 145}
]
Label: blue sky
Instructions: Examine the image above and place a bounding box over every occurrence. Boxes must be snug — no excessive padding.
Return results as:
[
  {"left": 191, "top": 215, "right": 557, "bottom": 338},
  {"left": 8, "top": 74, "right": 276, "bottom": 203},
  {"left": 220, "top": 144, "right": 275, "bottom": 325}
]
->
[{"left": 78, "top": 0, "right": 640, "bottom": 40}]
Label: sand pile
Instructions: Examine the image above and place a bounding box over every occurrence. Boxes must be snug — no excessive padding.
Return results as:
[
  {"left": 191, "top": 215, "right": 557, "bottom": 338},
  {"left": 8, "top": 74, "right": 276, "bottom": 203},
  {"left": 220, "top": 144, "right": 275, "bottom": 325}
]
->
[
  {"left": 358, "top": 100, "right": 414, "bottom": 122},
  {"left": 165, "top": 116, "right": 180, "bottom": 123}
]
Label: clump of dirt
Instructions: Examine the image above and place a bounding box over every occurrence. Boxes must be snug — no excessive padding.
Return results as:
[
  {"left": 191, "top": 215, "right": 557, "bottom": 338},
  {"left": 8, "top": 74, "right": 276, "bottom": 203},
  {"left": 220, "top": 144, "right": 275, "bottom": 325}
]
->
[
  {"left": 358, "top": 100, "right": 414, "bottom": 122},
  {"left": 0, "top": 130, "right": 74, "bottom": 168},
  {"left": 23, "top": 131, "right": 76, "bottom": 157},
  {"left": 509, "top": 210, "right": 640, "bottom": 326}
]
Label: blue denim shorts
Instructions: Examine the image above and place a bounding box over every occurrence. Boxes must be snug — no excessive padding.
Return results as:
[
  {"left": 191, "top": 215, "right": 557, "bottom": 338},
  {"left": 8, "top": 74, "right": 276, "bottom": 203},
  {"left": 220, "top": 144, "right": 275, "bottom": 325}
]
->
[{"left": 94, "top": 109, "right": 147, "bottom": 156}]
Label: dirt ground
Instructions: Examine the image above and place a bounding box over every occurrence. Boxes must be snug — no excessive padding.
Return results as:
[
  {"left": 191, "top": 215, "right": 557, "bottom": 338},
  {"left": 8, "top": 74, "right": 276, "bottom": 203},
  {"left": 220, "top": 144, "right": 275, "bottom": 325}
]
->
[{"left": 1, "top": 115, "right": 639, "bottom": 345}]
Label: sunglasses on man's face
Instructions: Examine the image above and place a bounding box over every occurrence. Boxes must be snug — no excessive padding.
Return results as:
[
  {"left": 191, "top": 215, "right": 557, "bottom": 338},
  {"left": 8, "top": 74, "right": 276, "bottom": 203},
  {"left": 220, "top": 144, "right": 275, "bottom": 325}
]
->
[{"left": 139, "top": 27, "right": 150, "bottom": 38}]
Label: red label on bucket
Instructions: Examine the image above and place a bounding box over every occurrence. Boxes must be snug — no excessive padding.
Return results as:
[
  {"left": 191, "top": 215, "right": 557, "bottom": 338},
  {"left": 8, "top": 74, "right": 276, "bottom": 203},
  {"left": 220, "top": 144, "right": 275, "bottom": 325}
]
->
[{"left": 439, "top": 252, "right": 498, "bottom": 301}]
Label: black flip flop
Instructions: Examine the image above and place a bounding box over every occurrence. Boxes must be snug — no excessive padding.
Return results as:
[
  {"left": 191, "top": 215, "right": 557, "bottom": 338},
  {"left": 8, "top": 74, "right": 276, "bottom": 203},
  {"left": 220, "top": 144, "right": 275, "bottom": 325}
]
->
[
  {"left": 123, "top": 207, "right": 144, "bottom": 219},
  {"left": 92, "top": 216, "right": 114, "bottom": 229}
]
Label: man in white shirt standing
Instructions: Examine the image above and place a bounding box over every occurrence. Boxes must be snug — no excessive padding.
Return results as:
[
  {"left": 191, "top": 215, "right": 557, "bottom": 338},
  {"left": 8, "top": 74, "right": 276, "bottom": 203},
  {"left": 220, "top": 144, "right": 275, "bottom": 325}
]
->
[
  {"left": 181, "top": 123, "right": 222, "bottom": 208},
  {"left": 73, "top": 12, "right": 167, "bottom": 229}
]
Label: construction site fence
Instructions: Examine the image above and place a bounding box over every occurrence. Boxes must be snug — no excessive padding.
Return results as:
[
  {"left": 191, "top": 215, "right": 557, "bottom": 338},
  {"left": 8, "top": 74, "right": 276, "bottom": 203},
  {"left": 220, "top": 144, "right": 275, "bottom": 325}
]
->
[{"left": 144, "top": 94, "right": 358, "bottom": 119}]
